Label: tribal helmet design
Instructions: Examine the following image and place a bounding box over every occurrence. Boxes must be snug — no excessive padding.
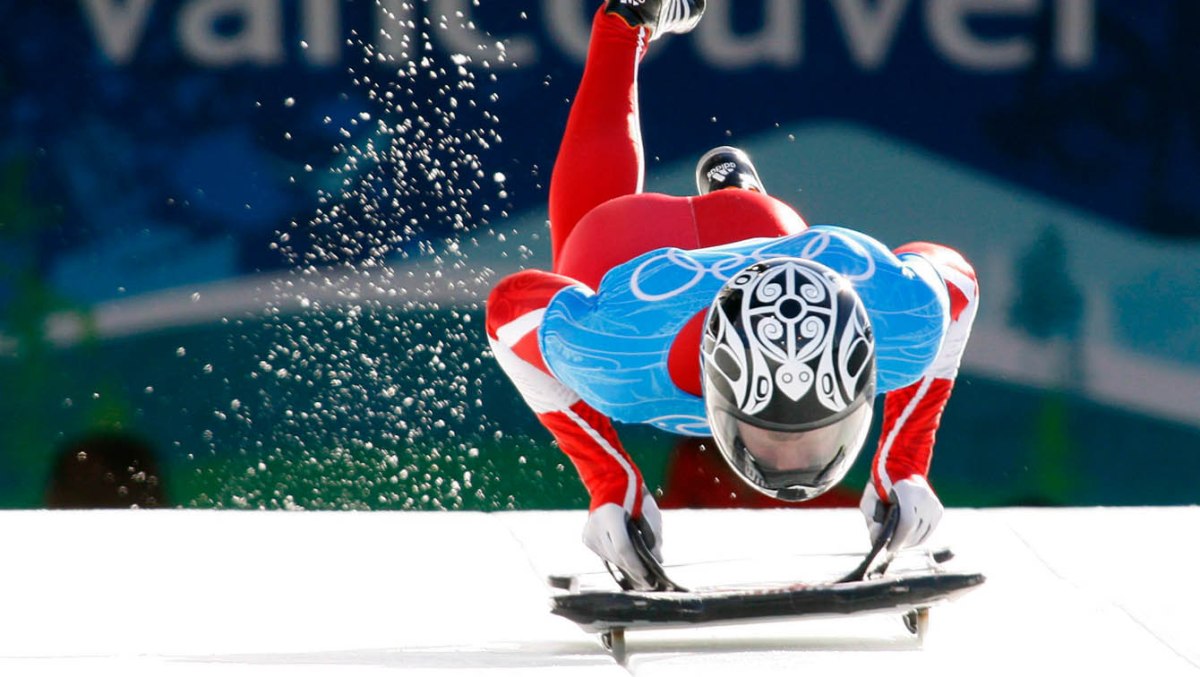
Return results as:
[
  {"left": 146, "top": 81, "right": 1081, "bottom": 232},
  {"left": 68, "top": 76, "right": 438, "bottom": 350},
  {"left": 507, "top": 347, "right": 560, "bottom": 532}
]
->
[{"left": 701, "top": 257, "right": 876, "bottom": 501}]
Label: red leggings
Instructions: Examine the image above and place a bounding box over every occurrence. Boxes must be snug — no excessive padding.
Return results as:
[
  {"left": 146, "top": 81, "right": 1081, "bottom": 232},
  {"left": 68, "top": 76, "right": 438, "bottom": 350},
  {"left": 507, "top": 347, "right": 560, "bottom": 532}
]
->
[{"left": 548, "top": 9, "right": 806, "bottom": 290}]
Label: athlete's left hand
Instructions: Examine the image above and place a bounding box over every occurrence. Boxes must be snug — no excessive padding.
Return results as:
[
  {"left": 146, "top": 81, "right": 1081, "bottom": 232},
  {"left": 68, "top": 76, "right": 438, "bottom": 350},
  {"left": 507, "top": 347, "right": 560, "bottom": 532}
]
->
[{"left": 859, "top": 476, "right": 944, "bottom": 552}]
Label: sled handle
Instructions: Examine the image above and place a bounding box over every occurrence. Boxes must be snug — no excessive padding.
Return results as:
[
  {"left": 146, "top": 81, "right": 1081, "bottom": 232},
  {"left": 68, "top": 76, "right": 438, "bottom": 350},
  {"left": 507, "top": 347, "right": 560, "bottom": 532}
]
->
[
  {"left": 837, "top": 502, "right": 899, "bottom": 583},
  {"left": 628, "top": 517, "right": 688, "bottom": 592},
  {"left": 604, "top": 517, "right": 689, "bottom": 593}
]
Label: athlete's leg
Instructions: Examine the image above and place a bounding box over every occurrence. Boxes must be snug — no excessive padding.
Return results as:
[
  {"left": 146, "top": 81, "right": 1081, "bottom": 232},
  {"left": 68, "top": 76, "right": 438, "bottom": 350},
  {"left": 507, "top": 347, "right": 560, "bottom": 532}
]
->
[
  {"left": 548, "top": 8, "right": 649, "bottom": 265},
  {"left": 556, "top": 189, "right": 808, "bottom": 289},
  {"left": 869, "top": 242, "right": 979, "bottom": 498}
]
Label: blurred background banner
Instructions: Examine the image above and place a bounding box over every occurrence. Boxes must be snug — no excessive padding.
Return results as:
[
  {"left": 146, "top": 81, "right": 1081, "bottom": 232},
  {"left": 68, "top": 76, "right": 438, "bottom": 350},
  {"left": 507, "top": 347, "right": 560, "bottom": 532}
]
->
[{"left": 0, "top": 1, "right": 1196, "bottom": 510}]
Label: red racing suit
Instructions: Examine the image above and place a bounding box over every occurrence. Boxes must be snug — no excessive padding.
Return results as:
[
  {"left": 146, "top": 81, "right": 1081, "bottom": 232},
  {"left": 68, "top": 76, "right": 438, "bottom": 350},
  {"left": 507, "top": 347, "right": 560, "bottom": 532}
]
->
[{"left": 485, "top": 9, "right": 979, "bottom": 518}]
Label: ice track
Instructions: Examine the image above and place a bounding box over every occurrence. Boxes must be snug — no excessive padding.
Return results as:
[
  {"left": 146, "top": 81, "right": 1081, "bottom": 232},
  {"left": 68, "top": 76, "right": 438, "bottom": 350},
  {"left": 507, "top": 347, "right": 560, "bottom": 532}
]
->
[{"left": 1, "top": 507, "right": 1196, "bottom": 675}]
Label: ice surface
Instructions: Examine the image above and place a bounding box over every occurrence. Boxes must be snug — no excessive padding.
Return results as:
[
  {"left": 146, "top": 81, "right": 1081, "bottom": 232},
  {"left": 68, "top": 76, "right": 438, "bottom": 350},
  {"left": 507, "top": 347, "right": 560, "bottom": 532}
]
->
[{"left": 0, "top": 507, "right": 1196, "bottom": 675}]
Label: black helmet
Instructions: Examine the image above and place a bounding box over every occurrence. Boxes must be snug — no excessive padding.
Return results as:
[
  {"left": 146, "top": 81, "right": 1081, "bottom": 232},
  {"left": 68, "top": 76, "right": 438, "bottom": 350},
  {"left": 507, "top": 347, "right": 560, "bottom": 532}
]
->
[{"left": 701, "top": 258, "right": 876, "bottom": 501}]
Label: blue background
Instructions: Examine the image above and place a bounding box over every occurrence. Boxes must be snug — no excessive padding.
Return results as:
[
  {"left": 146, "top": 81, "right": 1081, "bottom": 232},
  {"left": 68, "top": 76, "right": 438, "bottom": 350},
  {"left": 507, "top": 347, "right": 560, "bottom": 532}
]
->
[{"left": 1, "top": 0, "right": 1196, "bottom": 509}]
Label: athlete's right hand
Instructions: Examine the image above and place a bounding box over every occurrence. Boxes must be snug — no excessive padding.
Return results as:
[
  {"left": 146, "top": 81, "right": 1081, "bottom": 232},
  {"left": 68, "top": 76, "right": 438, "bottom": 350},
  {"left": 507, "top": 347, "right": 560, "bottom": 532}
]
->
[
  {"left": 859, "top": 476, "right": 944, "bottom": 552},
  {"left": 582, "top": 493, "right": 664, "bottom": 591}
]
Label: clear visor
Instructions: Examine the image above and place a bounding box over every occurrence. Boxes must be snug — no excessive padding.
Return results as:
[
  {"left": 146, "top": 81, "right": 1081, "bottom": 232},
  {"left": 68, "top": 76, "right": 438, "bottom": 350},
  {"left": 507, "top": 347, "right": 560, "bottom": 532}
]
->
[{"left": 708, "top": 400, "right": 874, "bottom": 499}]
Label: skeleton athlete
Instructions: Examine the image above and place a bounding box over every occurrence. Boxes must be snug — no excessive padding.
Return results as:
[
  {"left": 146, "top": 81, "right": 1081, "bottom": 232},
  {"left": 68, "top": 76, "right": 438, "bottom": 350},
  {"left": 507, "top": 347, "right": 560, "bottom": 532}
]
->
[{"left": 486, "top": 0, "right": 979, "bottom": 589}]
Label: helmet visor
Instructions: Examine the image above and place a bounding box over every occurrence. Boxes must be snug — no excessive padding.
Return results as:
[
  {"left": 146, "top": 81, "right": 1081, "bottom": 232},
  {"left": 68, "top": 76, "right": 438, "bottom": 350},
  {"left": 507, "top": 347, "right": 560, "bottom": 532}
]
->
[{"left": 707, "top": 399, "right": 874, "bottom": 500}]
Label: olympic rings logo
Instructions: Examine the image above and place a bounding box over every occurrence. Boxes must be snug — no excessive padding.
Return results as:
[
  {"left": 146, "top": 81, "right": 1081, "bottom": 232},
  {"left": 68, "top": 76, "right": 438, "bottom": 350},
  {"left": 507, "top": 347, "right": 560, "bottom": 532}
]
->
[
  {"left": 646, "top": 414, "right": 711, "bottom": 436},
  {"left": 627, "top": 231, "right": 877, "bottom": 302}
]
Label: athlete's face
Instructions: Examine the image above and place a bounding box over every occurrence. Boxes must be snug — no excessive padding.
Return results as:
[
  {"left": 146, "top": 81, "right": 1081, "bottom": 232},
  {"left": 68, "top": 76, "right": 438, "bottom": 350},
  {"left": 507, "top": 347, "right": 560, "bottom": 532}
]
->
[
  {"left": 733, "top": 406, "right": 869, "bottom": 474},
  {"left": 735, "top": 420, "right": 836, "bottom": 472}
]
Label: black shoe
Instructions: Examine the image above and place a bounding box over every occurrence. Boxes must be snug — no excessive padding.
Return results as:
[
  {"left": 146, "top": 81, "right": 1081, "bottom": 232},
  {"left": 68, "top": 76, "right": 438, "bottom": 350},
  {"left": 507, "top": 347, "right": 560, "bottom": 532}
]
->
[
  {"left": 606, "top": 0, "right": 706, "bottom": 40},
  {"left": 695, "top": 146, "right": 767, "bottom": 195}
]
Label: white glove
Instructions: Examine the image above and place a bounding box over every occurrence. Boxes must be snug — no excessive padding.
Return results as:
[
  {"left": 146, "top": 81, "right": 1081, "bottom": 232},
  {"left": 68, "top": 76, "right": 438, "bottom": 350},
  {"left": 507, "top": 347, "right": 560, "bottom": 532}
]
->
[
  {"left": 859, "top": 476, "right": 944, "bottom": 552},
  {"left": 582, "top": 493, "right": 663, "bottom": 590}
]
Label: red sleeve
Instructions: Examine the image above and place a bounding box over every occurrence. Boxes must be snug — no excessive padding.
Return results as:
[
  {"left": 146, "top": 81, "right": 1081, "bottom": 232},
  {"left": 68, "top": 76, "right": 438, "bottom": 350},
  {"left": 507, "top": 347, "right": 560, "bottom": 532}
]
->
[
  {"left": 536, "top": 403, "right": 646, "bottom": 515},
  {"left": 486, "top": 269, "right": 647, "bottom": 516},
  {"left": 869, "top": 376, "right": 955, "bottom": 500},
  {"left": 872, "top": 241, "right": 980, "bottom": 501}
]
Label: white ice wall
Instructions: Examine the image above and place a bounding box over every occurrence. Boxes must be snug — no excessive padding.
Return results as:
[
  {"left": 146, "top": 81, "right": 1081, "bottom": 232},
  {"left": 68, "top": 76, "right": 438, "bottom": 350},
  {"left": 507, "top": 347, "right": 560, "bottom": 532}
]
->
[{"left": 0, "top": 508, "right": 1196, "bottom": 676}]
